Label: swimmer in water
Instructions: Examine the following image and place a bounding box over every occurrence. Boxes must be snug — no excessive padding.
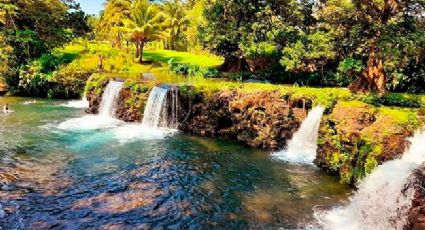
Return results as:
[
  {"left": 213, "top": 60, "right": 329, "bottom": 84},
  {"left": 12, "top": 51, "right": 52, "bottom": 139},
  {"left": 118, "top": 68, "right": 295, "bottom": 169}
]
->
[{"left": 3, "top": 103, "right": 14, "bottom": 114}]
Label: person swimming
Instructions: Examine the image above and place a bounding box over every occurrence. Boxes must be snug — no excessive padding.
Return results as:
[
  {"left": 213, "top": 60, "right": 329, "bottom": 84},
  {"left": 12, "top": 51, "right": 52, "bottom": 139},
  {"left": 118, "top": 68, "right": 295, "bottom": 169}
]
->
[{"left": 3, "top": 103, "right": 14, "bottom": 114}]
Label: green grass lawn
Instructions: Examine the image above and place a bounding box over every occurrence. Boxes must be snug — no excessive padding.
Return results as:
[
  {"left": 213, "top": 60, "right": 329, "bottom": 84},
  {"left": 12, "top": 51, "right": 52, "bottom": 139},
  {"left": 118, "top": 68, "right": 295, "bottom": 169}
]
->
[
  {"left": 56, "top": 42, "right": 425, "bottom": 109},
  {"left": 143, "top": 50, "right": 223, "bottom": 67}
]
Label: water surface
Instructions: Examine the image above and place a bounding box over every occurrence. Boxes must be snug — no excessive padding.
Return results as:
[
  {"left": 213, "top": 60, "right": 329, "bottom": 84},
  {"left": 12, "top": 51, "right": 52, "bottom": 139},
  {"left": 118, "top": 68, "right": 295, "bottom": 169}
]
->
[{"left": 0, "top": 97, "right": 350, "bottom": 229}]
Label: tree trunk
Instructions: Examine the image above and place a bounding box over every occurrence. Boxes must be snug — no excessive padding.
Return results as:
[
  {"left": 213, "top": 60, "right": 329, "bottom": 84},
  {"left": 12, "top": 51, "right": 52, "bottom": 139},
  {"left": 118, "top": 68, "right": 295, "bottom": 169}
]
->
[
  {"left": 348, "top": 48, "right": 386, "bottom": 95},
  {"left": 219, "top": 55, "right": 250, "bottom": 73},
  {"left": 135, "top": 42, "right": 140, "bottom": 59},
  {"left": 139, "top": 42, "right": 144, "bottom": 64}
]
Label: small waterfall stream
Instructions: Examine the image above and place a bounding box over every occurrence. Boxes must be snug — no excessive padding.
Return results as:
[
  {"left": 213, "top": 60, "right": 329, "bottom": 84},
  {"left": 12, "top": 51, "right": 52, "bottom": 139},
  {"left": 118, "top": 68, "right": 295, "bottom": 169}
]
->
[
  {"left": 142, "top": 85, "right": 179, "bottom": 129},
  {"left": 57, "top": 80, "right": 123, "bottom": 130},
  {"left": 273, "top": 106, "right": 325, "bottom": 164},
  {"left": 316, "top": 129, "right": 425, "bottom": 230},
  {"left": 99, "top": 81, "right": 123, "bottom": 117}
]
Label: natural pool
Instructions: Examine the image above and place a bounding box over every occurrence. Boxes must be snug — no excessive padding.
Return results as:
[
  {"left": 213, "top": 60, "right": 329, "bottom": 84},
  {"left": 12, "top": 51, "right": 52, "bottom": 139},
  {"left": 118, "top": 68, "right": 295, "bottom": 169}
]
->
[{"left": 0, "top": 97, "right": 350, "bottom": 229}]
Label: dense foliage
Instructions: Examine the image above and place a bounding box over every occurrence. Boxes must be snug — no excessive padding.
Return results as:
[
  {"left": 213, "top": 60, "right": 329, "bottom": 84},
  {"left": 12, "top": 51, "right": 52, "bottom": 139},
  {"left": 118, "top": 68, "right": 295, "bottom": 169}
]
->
[
  {"left": 201, "top": 0, "right": 425, "bottom": 93},
  {"left": 1, "top": 0, "right": 424, "bottom": 97},
  {"left": 0, "top": 0, "right": 91, "bottom": 95}
]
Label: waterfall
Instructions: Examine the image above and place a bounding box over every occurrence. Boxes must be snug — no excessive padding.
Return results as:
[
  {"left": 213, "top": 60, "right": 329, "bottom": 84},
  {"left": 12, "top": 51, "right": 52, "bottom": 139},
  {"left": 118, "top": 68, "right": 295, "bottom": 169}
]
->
[
  {"left": 315, "top": 129, "right": 425, "bottom": 230},
  {"left": 142, "top": 85, "right": 179, "bottom": 129},
  {"left": 57, "top": 80, "right": 124, "bottom": 130},
  {"left": 99, "top": 81, "right": 123, "bottom": 117},
  {"left": 167, "top": 87, "right": 179, "bottom": 129},
  {"left": 273, "top": 106, "right": 325, "bottom": 164}
]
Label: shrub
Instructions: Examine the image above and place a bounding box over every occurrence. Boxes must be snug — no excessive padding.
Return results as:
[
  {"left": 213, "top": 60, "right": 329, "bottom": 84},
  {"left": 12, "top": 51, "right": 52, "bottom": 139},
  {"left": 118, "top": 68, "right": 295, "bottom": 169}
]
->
[
  {"left": 203, "top": 68, "right": 220, "bottom": 78},
  {"left": 48, "top": 65, "right": 94, "bottom": 99},
  {"left": 358, "top": 93, "right": 423, "bottom": 108},
  {"left": 17, "top": 68, "right": 50, "bottom": 97}
]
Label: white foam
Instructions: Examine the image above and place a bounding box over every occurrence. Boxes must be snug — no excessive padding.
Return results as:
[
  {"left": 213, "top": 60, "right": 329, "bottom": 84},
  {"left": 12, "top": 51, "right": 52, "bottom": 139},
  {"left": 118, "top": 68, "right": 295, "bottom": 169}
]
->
[
  {"left": 57, "top": 115, "right": 123, "bottom": 130},
  {"left": 315, "top": 129, "right": 425, "bottom": 230},
  {"left": 60, "top": 98, "right": 89, "bottom": 108},
  {"left": 113, "top": 124, "right": 176, "bottom": 144}
]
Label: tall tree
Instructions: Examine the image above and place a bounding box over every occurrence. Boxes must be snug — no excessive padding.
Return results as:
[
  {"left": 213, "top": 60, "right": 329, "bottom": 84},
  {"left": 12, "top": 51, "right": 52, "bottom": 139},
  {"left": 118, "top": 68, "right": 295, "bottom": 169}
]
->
[
  {"left": 98, "top": 0, "right": 132, "bottom": 48},
  {"left": 318, "top": 0, "right": 425, "bottom": 94},
  {"left": 162, "top": 0, "right": 190, "bottom": 51}
]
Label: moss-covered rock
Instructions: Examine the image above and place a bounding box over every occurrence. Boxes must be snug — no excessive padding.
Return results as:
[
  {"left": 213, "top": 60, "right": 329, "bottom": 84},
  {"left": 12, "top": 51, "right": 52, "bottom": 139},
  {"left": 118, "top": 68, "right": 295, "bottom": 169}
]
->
[
  {"left": 115, "top": 80, "right": 157, "bottom": 122},
  {"left": 315, "top": 100, "right": 423, "bottom": 185},
  {"left": 84, "top": 74, "right": 110, "bottom": 114}
]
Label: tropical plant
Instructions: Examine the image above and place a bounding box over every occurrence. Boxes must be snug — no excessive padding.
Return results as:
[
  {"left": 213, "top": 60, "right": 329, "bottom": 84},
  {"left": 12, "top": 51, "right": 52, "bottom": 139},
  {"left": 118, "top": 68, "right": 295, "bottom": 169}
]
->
[
  {"left": 162, "top": 0, "right": 190, "bottom": 51},
  {"left": 98, "top": 0, "right": 132, "bottom": 48}
]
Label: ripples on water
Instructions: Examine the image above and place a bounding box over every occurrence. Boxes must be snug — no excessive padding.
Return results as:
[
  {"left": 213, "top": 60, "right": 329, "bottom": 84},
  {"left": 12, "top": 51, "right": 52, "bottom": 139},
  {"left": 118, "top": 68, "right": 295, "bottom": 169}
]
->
[{"left": 0, "top": 97, "right": 350, "bottom": 229}]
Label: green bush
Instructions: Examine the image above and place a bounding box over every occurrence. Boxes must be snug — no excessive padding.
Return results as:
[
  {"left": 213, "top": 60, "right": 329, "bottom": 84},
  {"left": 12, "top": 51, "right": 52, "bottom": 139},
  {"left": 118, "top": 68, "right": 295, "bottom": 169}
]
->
[
  {"left": 358, "top": 93, "right": 423, "bottom": 108},
  {"left": 168, "top": 59, "right": 220, "bottom": 78},
  {"left": 203, "top": 68, "right": 220, "bottom": 78},
  {"left": 48, "top": 65, "right": 94, "bottom": 99},
  {"left": 85, "top": 73, "right": 110, "bottom": 96},
  {"left": 17, "top": 68, "right": 50, "bottom": 96}
]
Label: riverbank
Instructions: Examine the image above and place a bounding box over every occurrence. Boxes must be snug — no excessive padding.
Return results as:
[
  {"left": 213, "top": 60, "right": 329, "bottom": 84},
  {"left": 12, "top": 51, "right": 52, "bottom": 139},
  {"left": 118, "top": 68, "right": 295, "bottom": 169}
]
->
[{"left": 83, "top": 74, "right": 425, "bottom": 187}]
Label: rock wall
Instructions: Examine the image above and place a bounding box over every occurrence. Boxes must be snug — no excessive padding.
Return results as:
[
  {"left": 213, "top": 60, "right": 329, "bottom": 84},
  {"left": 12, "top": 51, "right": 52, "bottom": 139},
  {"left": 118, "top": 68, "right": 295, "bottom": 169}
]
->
[
  {"left": 86, "top": 80, "right": 307, "bottom": 149},
  {"left": 315, "top": 101, "right": 421, "bottom": 185},
  {"left": 115, "top": 81, "right": 154, "bottom": 122},
  {"left": 180, "top": 90, "right": 306, "bottom": 149}
]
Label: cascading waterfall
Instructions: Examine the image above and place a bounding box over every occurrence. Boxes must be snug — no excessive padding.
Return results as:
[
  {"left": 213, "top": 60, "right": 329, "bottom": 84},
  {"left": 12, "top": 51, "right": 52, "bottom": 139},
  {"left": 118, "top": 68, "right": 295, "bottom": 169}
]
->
[
  {"left": 273, "top": 106, "right": 325, "bottom": 164},
  {"left": 57, "top": 80, "right": 123, "bottom": 130},
  {"left": 315, "top": 129, "right": 425, "bottom": 230},
  {"left": 99, "top": 81, "right": 123, "bottom": 117},
  {"left": 142, "top": 85, "right": 179, "bottom": 129},
  {"left": 167, "top": 87, "right": 179, "bottom": 129}
]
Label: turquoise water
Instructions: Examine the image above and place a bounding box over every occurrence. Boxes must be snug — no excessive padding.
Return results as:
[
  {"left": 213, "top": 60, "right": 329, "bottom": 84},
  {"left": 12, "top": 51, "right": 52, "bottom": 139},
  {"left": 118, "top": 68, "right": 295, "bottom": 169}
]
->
[{"left": 0, "top": 97, "right": 350, "bottom": 229}]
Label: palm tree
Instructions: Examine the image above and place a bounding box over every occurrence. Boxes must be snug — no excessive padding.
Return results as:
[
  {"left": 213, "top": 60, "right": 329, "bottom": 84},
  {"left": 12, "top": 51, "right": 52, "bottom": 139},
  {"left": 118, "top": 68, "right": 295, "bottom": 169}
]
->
[
  {"left": 162, "top": 0, "right": 190, "bottom": 51},
  {"left": 99, "top": 0, "right": 131, "bottom": 48},
  {"left": 125, "top": 0, "right": 165, "bottom": 63}
]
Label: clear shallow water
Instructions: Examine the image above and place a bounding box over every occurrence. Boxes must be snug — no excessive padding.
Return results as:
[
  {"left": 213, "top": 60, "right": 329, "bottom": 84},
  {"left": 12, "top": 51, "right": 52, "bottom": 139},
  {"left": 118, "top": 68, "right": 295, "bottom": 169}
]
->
[{"left": 0, "top": 97, "right": 350, "bottom": 229}]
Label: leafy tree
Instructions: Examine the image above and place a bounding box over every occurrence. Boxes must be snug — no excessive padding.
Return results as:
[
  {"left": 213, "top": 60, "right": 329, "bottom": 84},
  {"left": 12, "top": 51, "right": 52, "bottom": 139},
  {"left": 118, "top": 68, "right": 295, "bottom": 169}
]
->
[
  {"left": 202, "top": 0, "right": 305, "bottom": 72},
  {"left": 0, "top": 0, "right": 92, "bottom": 91},
  {"left": 65, "top": 2, "right": 92, "bottom": 38},
  {"left": 98, "top": 0, "right": 132, "bottom": 48},
  {"left": 318, "top": 0, "right": 425, "bottom": 94}
]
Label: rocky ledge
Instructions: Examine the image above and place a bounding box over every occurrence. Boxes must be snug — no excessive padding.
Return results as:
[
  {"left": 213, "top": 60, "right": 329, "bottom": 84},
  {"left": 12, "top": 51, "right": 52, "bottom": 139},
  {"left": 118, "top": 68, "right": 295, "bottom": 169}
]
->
[
  {"left": 180, "top": 89, "right": 307, "bottom": 149},
  {"left": 405, "top": 165, "right": 425, "bottom": 230}
]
